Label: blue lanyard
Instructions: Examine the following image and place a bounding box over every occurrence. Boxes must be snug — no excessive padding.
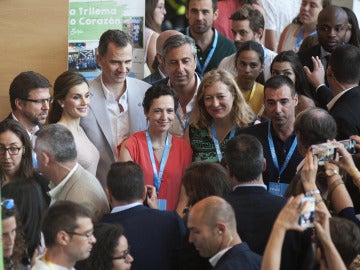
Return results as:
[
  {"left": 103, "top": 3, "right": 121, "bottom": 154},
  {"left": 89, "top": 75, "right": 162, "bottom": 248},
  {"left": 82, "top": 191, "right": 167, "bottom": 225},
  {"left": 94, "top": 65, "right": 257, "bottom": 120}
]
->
[
  {"left": 186, "top": 27, "right": 218, "bottom": 76},
  {"left": 145, "top": 131, "right": 170, "bottom": 193},
  {"left": 211, "top": 123, "right": 236, "bottom": 162},
  {"left": 175, "top": 110, "right": 190, "bottom": 132},
  {"left": 295, "top": 28, "right": 317, "bottom": 51},
  {"left": 267, "top": 121, "right": 297, "bottom": 181}
]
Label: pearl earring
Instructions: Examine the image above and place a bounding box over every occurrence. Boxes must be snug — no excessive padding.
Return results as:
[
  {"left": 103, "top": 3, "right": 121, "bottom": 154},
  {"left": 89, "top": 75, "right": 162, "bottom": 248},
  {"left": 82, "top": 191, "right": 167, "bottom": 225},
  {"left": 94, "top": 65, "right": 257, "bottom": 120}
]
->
[{"left": 61, "top": 104, "right": 64, "bottom": 108}]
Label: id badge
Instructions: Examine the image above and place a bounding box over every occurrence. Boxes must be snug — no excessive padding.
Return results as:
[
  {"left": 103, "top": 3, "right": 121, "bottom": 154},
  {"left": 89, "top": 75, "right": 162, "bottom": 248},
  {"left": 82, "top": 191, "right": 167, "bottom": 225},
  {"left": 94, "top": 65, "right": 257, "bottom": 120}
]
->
[
  {"left": 158, "top": 199, "right": 167, "bottom": 210},
  {"left": 268, "top": 182, "right": 289, "bottom": 197}
]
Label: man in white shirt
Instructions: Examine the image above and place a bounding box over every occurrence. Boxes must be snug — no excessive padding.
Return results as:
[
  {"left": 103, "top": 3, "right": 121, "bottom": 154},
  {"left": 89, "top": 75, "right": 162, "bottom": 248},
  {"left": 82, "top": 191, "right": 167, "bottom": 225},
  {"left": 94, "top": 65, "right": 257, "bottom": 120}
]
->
[
  {"left": 218, "top": 5, "right": 277, "bottom": 80},
  {"left": 80, "top": 30, "right": 151, "bottom": 187},
  {"left": 187, "top": 196, "right": 262, "bottom": 269},
  {"left": 31, "top": 201, "right": 96, "bottom": 270}
]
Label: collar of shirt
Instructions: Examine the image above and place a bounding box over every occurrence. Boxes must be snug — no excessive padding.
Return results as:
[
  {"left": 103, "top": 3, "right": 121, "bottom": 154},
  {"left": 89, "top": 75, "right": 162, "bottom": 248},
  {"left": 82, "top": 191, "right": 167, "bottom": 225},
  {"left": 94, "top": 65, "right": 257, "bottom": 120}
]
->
[
  {"left": 100, "top": 76, "right": 129, "bottom": 113},
  {"left": 38, "top": 255, "right": 75, "bottom": 270},
  {"left": 209, "top": 247, "right": 232, "bottom": 267},
  {"left": 158, "top": 67, "right": 167, "bottom": 79},
  {"left": 111, "top": 202, "right": 143, "bottom": 213},
  {"left": 232, "top": 183, "right": 267, "bottom": 191},
  {"left": 327, "top": 87, "right": 354, "bottom": 111},
  {"left": 49, "top": 163, "right": 79, "bottom": 202},
  {"left": 11, "top": 112, "right": 40, "bottom": 139}
]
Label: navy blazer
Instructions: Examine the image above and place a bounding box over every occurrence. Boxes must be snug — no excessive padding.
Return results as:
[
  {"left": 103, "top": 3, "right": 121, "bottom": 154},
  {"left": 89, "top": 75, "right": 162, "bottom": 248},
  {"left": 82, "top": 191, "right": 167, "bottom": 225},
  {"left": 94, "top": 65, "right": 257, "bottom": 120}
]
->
[
  {"left": 142, "top": 68, "right": 165, "bottom": 85},
  {"left": 214, "top": 243, "right": 262, "bottom": 270},
  {"left": 101, "top": 205, "right": 186, "bottom": 270},
  {"left": 226, "top": 186, "right": 311, "bottom": 270}
]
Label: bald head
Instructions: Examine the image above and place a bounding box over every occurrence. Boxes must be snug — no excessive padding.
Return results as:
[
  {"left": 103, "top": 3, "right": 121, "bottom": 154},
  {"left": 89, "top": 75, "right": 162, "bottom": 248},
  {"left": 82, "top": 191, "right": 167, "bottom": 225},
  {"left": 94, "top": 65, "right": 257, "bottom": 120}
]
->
[
  {"left": 190, "top": 196, "right": 237, "bottom": 231},
  {"left": 156, "top": 30, "right": 183, "bottom": 53},
  {"left": 317, "top": 5, "right": 350, "bottom": 52}
]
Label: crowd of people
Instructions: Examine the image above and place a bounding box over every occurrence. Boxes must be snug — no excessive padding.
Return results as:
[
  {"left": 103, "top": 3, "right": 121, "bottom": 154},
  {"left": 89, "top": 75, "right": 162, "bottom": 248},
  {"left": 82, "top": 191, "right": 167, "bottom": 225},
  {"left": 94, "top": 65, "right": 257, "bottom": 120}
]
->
[{"left": 2, "top": 0, "right": 360, "bottom": 269}]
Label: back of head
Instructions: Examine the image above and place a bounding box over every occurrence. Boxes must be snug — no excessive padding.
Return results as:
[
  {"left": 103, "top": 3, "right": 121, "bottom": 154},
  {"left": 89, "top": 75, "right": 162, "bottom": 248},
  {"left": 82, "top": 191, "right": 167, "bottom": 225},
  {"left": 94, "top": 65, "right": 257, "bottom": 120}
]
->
[
  {"left": 156, "top": 30, "right": 182, "bottom": 53},
  {"left": 191, "top": 196, "right": 237, "bottom": 232},
  {"left": 49, "top": 71, "right": 88, "bottom": 124},
  {"left": 225, "top": 134, "right": 263, "bottom": 183},
  {"left": 2, "top": 178, "right": 47, "bottom": 256},
  {"left": 42, "top": 200, "right": 91, "bottom": 247},
  {"left": 161, "top": 34, "right": 197, "bottom": 59},
  {"left": 230, "top": 4, "right": 264, "bottom": 34},
  {"left": 182, "top": 162, "right": 231, "bottom": 206},
  {"left": 329, "top": 216, "right": 360, "bottom": 267},
  {"left": 98, "top": 30, "right": 133, "bottom": 57},
  {"left": 35, "top": 124, "right": 77, "bottom": 163},
  {"left": 0, "top": 119, "right": 34, "bottom": 178},
  {"left": 9, "top": 71, "right": 51, "bottom": 111},
  {"left": 81, "top": 222, "right": 124, "bottom": 270},
  {"left": 264, "top": 75, "right": 296, "bottom": 98},
  {"left": 107, "top": 161, "right": 144, "bottom": 202},
  {"left": 330, "top": 44, "right": 360, "bottom": 84},
  {"left": 295, "top": 107, "right": 337, "bottom": 150}
]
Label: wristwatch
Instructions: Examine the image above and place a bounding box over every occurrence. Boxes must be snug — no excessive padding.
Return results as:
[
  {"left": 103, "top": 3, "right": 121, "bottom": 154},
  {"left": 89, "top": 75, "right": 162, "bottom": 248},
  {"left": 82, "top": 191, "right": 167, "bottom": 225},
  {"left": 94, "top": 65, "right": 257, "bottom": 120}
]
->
[{"left": 325, "top": 168, "right": 339, "bottom": 177}]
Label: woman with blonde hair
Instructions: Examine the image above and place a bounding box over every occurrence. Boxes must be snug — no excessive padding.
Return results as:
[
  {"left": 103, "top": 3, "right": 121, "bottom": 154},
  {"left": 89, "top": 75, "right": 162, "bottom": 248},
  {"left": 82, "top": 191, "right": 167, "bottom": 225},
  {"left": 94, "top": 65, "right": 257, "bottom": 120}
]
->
[{"left": 184, "top": 69, "right": 257, "bottom": 162}]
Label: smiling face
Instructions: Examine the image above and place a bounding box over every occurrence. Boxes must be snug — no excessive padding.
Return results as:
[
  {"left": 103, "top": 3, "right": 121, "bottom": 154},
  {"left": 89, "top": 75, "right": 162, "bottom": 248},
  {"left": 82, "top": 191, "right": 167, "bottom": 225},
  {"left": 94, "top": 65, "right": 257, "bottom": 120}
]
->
[
  {"left": 0, "top": 130, "right": 24, "bottom": 179},
  {"left": 236, "top": 50, "right": 264, "bottom": 85},
  {"left": 271, "top": 61, "right": 296, "bottom": 83},
  {"left": 153, "top": 0, "right": 166, "bottom": 27},
  {"left": 299, "top": 0, "right": 323, "bottom": 26},
  {"left": 145, "top": 95, "right": 175, "bottom": 134},
  {"left": 2, "top": 216, "right": 16, "bottom": 258},
  {"left": 112, "top": 235, "right": 133, "bottom": 270},
  {"left": 97, "top": 42, "right": 133, "bottom": 88},
  {"left": 203, "top": 81, "right": 234, "bottom": 121},
  {"left": 186, "top": 0, "right": 218, "bottom": 35},
  {"left": 60, "top": 82, "right": 91, "bottom": 119}
]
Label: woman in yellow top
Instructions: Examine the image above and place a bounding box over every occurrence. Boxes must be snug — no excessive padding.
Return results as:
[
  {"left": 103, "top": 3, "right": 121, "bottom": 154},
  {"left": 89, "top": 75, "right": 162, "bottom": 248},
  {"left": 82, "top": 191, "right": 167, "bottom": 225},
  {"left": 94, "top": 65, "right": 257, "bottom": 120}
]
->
[{"left": 235, "top": 40, "right": 265, "bottom": 116}]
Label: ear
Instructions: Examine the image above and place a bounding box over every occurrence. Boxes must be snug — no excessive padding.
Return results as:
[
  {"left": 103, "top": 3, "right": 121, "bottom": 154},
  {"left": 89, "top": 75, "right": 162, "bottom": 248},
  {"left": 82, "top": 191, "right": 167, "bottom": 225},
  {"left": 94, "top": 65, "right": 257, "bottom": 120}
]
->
[
  {"left": 57, "top": 230, "right": 70, "bottom": 246},
  {"left": 42, "top": 151, "right": 51, "bottom": 167},
  {"left": 215, "top": 223, "right": 226, "bottom": 236},
  {"left": 96, "top": 53, "right": 103, "bottom": 68},
  {"left": 57, "top": 99, "right": 64, "bottom": 108},
  {"left": 213, "top": 8, "right": 219, "bottom": 20},
  {"left": 156, "top": 52, "right": 163, "bottom": 66},
  {"left": 255, "top": 28, "right": 264, "bottom": 41},
  {"left": 14, "top": 98, "right": 25, "bottom": 111},
  {"left": 293, "top": 94, "right": 299, "bottom": 106},
  {"left": 105, "top": 187, "right": 113, "bottom": 205},
  {"left": 262, "top": 157, "right": 267, "bottom": 172},
  {"left": 142, "top": 186, "right": 147, "bottom": 201},
  {"left": 326, "top": 65, "right": 333, "bottom": 78}
]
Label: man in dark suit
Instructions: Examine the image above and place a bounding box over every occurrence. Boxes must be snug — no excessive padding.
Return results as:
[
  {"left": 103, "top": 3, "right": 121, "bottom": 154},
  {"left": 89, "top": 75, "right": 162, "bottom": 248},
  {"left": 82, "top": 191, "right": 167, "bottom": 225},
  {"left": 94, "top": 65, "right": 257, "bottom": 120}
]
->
[
  {"left": 143, "top": 30, "right": 181, "bottom": 84},
  {"left": 224, "top": 134, "right": 311, "bottom": 270},
  {"left": 187, "top": 196, "right": 262, "bottom": 270},
  {"left": 326, "top": 44, "right": 360, "bottom": 140},
  {"left": 101, "top": 161, "right": 186, "bottom": 270},
  {"left": 299, "top": 5, "right": 350, "bottom": 102}
]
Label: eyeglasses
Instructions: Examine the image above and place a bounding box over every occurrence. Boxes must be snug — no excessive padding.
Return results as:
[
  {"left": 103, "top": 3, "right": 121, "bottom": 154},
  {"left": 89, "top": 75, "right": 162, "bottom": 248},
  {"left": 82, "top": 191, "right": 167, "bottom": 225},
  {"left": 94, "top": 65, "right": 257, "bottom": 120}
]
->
[
  {"left": 112, "top": 248, "right": 131, "bottom": 260},
  {"left": 1, "top": 199, "right": 15, "bottom": 209},
  {"left": 0, "top": 146, "right": 24, "bottom": 155},
  {"left": 20, "top": 97, "right": 53, "bottom": 105},
  {"left": 65, "top": 230, "right": 94, "bottom": 239}
]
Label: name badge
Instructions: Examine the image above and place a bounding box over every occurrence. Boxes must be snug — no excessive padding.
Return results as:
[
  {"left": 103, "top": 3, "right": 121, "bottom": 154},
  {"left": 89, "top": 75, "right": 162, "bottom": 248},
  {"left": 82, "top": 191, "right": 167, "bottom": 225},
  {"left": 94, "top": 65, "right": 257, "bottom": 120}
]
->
[
  {"left": 268, "top": 182, "right": 289, "bottom": 197},
  {"left": 158, "top": 199, "right": 167, "bottom": 211}
]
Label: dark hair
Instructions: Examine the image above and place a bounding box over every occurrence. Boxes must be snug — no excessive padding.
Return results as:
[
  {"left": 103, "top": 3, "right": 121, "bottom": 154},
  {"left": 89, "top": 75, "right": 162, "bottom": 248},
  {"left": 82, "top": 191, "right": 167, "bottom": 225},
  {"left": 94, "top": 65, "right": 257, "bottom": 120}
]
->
[
  {"left": 2, "top": 178, "right": 47, "bottom": 258},
  {"left": 41, "top": 201, "right": 92, "bottom": 247},
  {"left": 146, "top": 0, "right": 162, "bottom": 33},
  {"left": 35, "top": 124, "right": 77, "bottom": 163},
  {"left": 270, "top": 50, "right": 312, "bottom": 98},
  {"left": 264, "top": 75, "right": 296, "bottom": 98},
  {"left": 9, "top": 71, "right": 51, "bottom": 111},
  {"left": 0, "top": 119, "right": 34, "bottom": 180},
  {"left": 342, "top": 6, "right": 360, "bottom": 48},
  {"left": 330, "top": 44, "right": 360, "bottom": 84},
  {"left": 330, "top": 216, "right": 360, "bottom": 267},
  {"left": 142, "top": 84, "right": 179, "bottom": 113},
  {"left": 98, "top": 30, "right": 133, "bottom": 57},
  {"left": 182, "top": 162, "right": 231, "bottom": 207},
  {"left": 48, "top": 71, "right": 88, "bottom": 124},
  {"left": 230, "top": 5, "right": 264, "bottom": 35},
  {"left": 79, "top": 223, "right": 125, "bottom": 270},
  {"left": 294, "top": 107, "right": 337, "bottom": 150},
  {"left": 186, "top": 0, "right": 218, "bottom": 11},
  {"left": 2, "top": 200, "right": 26, "bottom": 267},
  {"left": 107, "top": 161, "right": 144, "bottom": 202},
  {"left": 235, "top": 40, "right": 265, "bottom": 84},
  {"left": 225, "top": 134, "right": 263, "bottom": 182}
]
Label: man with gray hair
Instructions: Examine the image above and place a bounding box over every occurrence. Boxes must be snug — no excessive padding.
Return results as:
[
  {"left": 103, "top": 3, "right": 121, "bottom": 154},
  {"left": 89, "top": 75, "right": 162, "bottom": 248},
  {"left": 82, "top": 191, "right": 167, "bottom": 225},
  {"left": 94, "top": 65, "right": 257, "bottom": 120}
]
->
[
  {"left": 155, "top": 34, "right": 200, "bottom": 137},
  {"left": 187, "top": 196, "right": 262, "bottom": 269},
  {"left": 34, "top": 124, "right": 109, "bottom": 221}
]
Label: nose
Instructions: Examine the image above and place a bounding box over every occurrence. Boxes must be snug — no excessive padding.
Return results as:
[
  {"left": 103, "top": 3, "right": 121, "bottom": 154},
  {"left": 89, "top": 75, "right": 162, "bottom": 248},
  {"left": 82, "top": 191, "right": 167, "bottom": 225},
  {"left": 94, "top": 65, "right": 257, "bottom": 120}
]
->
[
  {"left": 188, "top": 232, "right": 194, "bottom": 244},
  {"left": 176, "top": 62, "right": 185, "bottom": 73},
  {"left": 117, "top": 63, "right": 127, "bottom": 72},
  {"left": 234, "top": 33, "right": 241, "bottom": 42},
  {"left": 90, "top": 234, "right": 96, "bottom": 244},
  {"left": 3, "top": 149, "right": 11, "bottom": 159},
  {"left": 212, "top": 97, "right": 219, "bottom": 107},
  {"left": 245, "top": 65, "right": 251, "bottom": 73},
  {"left": 42, "top": 101, "right": 50, "bottom": 110},
  {"left": 127, "top": 254, "right": 134, "bottom": 263},
  {"left": 303, "top": 3, "right": 309, "bottom": 11},
  {"left": 275, "top": 102, "right": 282, "bottom": 113}
]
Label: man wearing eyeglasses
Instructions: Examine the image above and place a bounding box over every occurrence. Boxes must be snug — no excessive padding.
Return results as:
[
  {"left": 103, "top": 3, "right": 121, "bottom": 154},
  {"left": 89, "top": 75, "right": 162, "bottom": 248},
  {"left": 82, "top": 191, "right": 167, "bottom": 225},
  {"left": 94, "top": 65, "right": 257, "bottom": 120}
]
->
[
  {"left": 7, "top": 71, "right": 52, "bottom": 137},
  {"left": 31, "top": 201, "right": 96, "bottom": 270}
]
